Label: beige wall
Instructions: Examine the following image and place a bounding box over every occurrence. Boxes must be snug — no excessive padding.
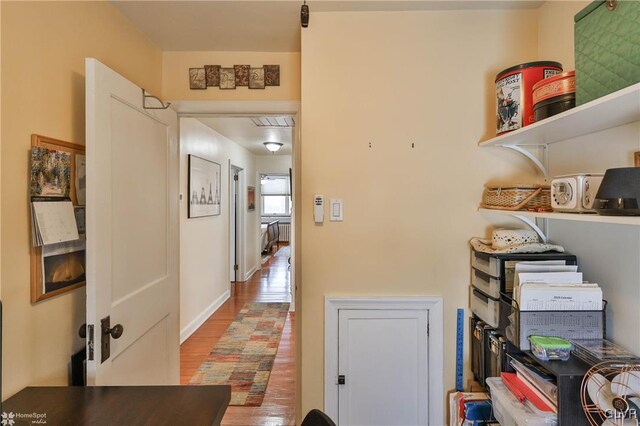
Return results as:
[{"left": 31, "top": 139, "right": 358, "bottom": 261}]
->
[
  {"left": 256, "top": 155, "right": 292, "bottom": 175},
  {"left": 300, "top": 9, "right": 543, "bottom": 415},
  {"left": 1, "top": 1, "right": 162, "bottom": 399},
  {"left": 163, "top": 52, "right": 300, "bottom": 101},
  {"left": 538, "top": 0, "right": 589, "bottom": 70},
  {"left": 179, "top": 118, "right": 259, "bottom": 341}
]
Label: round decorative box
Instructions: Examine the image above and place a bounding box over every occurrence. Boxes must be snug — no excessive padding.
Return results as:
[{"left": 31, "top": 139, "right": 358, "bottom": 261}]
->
[
  {"left": 495, "top": 61, "right": 563, "bottom": 135},
  {"left": 533, "top": 71, "right": 576, "bottom": 122}
]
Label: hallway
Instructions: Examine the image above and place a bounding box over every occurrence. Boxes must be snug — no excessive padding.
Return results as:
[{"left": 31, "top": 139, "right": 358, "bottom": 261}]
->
[{"left": 180, "top": 245, "right": 295, "bottom": 425}]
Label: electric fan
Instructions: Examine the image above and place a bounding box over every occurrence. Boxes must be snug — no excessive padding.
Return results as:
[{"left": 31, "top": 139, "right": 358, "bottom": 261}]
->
[{"left": 581, "top": 361, "right": 640, "bottom": 426}]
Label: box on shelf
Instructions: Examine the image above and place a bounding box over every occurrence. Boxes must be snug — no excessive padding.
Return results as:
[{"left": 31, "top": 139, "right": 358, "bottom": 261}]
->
[
  {"left": 575, "top": 0, "right": 640, "bottom": 105},
  {"left": 500, "top": 295, "right": 605, "bottom": 351}
]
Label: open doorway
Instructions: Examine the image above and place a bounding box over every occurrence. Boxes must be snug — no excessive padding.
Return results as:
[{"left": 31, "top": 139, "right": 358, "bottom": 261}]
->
[
  {"left": 176, "top": 102, "right": 299, "bottom": 425},
  {"left": 229, "top": 164, "right": 243, "bottom": 288}
]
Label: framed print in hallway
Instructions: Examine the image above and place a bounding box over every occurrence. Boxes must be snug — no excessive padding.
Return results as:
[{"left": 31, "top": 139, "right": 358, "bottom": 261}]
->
[
  {"left": 188, "top": 155, "right": 221, "bottom": 218},
  {"left": 247, "top": 186, "right": 255, "bottom": 211}
]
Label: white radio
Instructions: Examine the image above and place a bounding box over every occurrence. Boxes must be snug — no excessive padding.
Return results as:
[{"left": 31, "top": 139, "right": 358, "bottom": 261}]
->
[{"left": 551, "top": 174, "right": 603, "bottom": 213}]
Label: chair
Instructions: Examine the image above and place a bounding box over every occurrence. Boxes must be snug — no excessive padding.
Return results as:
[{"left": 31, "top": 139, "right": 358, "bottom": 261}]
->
[
  {"left": 301, "top": 409, "right": 336, "bottom": 426},
  {"left": 264, "top": 220, "right": 280, "bottom": 254}
]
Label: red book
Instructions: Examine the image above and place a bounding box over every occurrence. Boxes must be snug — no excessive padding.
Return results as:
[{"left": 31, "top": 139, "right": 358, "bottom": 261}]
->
[{"left": 501, "top": 372, "right": 554, "bottom": 412}]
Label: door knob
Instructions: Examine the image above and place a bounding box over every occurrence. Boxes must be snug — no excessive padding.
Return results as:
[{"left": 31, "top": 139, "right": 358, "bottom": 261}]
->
[
  {"left": 79, "top": 323, "right": 87, "bottom": 339},
  {"left": 105, "top": 324, "right": 124, "bottom": 339}
]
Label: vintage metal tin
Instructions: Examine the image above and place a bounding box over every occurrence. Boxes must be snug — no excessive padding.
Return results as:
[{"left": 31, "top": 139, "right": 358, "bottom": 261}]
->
[
  {"left": 533, "top": 71, "right": 576, "bottom": 122},
  {"left": 495, "top": 61, "right": 563, "bottom": 135}
]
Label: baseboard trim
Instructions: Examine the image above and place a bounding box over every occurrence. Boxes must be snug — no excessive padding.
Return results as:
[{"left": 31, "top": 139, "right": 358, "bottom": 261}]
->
[
  {"left": 244, "top": 264, "right": 258, "bottom": 281},
  {"left": 180, "top": 289, "right": 230, "bottom": 344}
]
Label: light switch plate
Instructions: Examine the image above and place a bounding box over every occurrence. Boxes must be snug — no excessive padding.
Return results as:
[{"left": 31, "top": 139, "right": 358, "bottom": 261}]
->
[{"left": 330, "top": 199, "right": 343, "bottom": 221}]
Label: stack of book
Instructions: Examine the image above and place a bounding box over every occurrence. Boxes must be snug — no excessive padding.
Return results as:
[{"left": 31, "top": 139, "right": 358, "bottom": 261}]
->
[{"left": 571, "top": 339, "right": 640, "bottom": 366}]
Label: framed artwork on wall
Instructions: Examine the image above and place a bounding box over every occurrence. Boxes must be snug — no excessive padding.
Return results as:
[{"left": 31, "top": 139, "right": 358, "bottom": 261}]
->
[
  {"left": 247, "top": 186, "right": 256, "bottom": 211},
  {"left": 188, "top": 155, "right": 221, "bottom": 218}
]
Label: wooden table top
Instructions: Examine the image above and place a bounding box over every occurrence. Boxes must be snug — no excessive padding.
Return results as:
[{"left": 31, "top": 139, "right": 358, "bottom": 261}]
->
[{"left": 2, "top": 385, "right": 231, "bottom": 426}]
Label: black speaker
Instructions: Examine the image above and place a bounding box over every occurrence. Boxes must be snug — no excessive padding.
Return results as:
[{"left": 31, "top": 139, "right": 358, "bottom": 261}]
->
[{"left": 594, "top": 167, "right": 640, "bottom": 215}]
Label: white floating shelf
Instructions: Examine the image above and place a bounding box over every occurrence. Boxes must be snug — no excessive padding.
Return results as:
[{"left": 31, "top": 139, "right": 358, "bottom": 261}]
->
[
  {"left": 479, "top": 83, "right": 640, "bottom": 147},
  {"left": 479, "top": 208, "right": 640, "bottom": 226}
]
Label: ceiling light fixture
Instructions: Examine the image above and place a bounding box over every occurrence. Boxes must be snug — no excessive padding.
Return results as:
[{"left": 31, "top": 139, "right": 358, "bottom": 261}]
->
[{"left": 264, "top": 142, "right": 283, "bottom": 153}]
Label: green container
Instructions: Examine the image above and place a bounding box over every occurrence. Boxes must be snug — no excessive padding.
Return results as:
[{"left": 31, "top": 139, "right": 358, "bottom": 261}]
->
[{"left": 574, "top": 0, "right": 640, "bottom": 105}]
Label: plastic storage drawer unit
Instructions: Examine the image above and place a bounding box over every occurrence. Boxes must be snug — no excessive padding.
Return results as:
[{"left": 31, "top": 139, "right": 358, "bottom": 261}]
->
[
  {"left": 486, "top": 377, "right": 557, "bottom": 426},
  {"left": 472, "top": 268, "right": 501, "bottom": 299},
  {"left": 471, "top": 288, "right": 500, "bottom": 328}
]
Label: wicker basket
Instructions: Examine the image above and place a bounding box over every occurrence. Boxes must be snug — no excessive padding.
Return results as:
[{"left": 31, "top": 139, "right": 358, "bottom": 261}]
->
[{"left": 481, "top": 186, "right": 551, "bottom": 211}]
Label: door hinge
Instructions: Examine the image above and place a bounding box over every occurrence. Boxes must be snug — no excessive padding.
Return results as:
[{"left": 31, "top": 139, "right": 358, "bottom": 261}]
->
[
  {"left": 427, "top": 322, "right": 430, "bottom": 337},
  {"left": 87, "top": 325, "right": 95, "bottom": 361},
  {"left": 234, "top": 174, "right": 239, "bottom": 181},
  {"left": 234, "top": 264, "right": 239, "bottom": 271},
  {"left": 337, "top": 375, "right": 346, "bottom": 385}
]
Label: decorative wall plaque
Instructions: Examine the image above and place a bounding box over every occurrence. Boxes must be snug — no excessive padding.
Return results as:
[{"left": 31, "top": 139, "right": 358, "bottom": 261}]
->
[
  {"left": 249, "top": 68, "right": 265, "bottom": 89},
  {"left": 205, "top": 65, "right": 221, "bottom": 87},
  {"left": 220, "top": 68, "right": 236, "bottom": 89},
  {"left": 189, "top": 68, "right": 206, "bottom": 90},
  {"left": 234, "top": 65, "right": 250, "bottom": 86},
  {"left": 264, "top": 65, "right": 280, "bottom": 86}
]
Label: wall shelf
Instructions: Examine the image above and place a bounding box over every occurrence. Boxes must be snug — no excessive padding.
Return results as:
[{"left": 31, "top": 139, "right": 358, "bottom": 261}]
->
[
  {"left": 479, "top": 83, "right": 640, "bottom": 148},
  {"left": 479, "top": 208, "right": 640, "bottom": 226}
]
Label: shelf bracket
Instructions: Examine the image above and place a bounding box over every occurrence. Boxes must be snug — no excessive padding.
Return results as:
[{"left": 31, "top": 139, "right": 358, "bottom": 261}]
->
[
  {"left": 512, "top": 214, "right": 548, "bottom": 243},
  {"left": 142, "top": 88, "right": 171, "bottom": 110},
  {"left": 501, "top": 144, "right": 548, "bottom": 178}
]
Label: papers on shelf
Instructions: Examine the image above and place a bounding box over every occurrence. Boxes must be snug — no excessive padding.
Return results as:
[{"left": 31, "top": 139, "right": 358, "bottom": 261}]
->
[
  {"left": 513, "top": 262, "right": 603, "bottom": 311},
  {"left": 31, "top": 200, "right": 79, "bottom": 246}
]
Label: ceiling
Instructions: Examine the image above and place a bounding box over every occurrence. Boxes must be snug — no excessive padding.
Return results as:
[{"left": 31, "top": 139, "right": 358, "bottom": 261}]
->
[
  {"left": 112, "top": 1, "right": 544, "bottom": 52},
  {"left": 198, "top": 117, "right": 293, "bottom": 155}
]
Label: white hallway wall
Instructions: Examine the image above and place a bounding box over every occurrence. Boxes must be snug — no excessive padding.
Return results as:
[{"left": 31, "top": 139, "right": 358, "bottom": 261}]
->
[{"left": 179, "top": 117, "right": 259, "bottom": 342}]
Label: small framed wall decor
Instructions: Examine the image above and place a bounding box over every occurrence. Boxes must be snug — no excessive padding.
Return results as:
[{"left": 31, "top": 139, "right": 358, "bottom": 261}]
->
[
  {"left": 205, "top": 65, "right": 221, "bottom": 87},
  {"left": 249, "top": 68, "right": 265, "bottom": 89},
  {"left": 234, "top": 65, "right": 250, "bottom": 86},
  {"left": 264, "top": 65, "right": 280, "bottom": 86},
  {"left": 247, "top": 186, "right": 256, "bottom": 211},
  {"left": 189, "top": 68, "right": 206, "bottom": 90},
  {"left": 220, "top": 68, "right": 236, "bottom": 89},
  {"left": 188, "top": 155, "right": 221, "bottom": 218}
]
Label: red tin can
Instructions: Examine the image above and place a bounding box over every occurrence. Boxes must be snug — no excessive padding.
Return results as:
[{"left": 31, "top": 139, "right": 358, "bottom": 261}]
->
[
  {"left": 532, "top": 71, "right": 576, "bottom": 122},
  {"left": 495, "top": 61, "right": 563, "bottom": 135}
]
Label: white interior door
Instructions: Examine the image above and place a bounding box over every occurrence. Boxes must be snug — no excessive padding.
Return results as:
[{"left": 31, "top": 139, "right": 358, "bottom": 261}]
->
[
  {"left": 85, "top": 58, "right": 179, "bottom": 385},
  {"left": 338, "top": 309, "right": 428, "bottom": 426}
]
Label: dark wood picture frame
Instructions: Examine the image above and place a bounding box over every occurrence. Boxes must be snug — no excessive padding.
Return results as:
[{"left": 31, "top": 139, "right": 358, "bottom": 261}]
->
[{"left": 30, "top": 134, "right": 86, "bottom": 303}]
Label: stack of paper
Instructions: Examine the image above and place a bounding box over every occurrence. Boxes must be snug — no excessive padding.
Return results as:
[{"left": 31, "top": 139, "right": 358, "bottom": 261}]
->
[
  {"left": 513, "top": 262, "right": 603, "bottom": 311},
  {"left": 31, "top": 201, "right": 80, "bottom": 246}
]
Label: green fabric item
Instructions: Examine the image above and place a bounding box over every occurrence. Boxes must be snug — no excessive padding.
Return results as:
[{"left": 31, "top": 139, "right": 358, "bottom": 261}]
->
[
  {"left": 575, "top": 0, "right": 640, "bottom": 105},
  {"left": 529, "top": 336, "right": 572, "bottom": 349}
]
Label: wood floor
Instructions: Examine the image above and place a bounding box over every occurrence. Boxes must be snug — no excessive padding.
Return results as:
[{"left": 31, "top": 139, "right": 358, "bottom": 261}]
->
[{"left": 180, "top": 244, "right": 295, "bottom": 426}]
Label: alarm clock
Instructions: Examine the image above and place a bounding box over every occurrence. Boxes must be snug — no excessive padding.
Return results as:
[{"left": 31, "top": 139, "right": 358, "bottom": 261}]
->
[{"left": 551, "top": 174, "right": 603, "bottom": 213}]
